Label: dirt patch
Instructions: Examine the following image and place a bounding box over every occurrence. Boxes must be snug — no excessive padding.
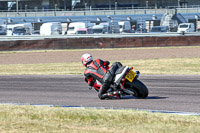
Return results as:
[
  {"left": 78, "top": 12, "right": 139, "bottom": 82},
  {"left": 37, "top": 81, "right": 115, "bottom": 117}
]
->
[{"left": 0, "top": 47, "right": 200, "bottom": 64}]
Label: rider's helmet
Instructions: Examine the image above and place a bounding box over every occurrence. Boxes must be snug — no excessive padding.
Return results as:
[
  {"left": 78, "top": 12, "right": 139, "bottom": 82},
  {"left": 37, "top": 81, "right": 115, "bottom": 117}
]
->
[{"left": 81, "top": 53, "right": 93, "bottom": 66}]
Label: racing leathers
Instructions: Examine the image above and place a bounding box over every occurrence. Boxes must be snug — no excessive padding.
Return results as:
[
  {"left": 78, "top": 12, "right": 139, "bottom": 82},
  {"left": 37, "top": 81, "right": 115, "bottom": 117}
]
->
[{"left": 84, "top": 59, "right": 122, "bottom": 99}]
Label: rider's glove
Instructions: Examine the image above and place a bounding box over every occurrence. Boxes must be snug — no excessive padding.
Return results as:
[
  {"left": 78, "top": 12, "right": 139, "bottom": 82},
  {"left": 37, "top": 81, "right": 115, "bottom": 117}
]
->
[
  {"left": 88, "top": 80, "right": 94, "bottom": 87},
  {"left": 85, "top": 77, "right": 94, "bottom": 87}
]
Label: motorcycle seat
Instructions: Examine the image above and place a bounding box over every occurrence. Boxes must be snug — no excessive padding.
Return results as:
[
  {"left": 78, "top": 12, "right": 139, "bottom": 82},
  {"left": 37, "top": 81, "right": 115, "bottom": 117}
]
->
[
  {"left": 115, "top": 66, "right": 127, "bottom": 75},
  {"left": 114, "top": 66, "right": 129, "bottom": 86}
]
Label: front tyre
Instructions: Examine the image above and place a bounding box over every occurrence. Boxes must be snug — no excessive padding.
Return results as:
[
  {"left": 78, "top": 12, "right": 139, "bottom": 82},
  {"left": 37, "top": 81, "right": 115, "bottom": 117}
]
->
[{"left": 126, "top": 79, "right": 149, "bottom": 99}]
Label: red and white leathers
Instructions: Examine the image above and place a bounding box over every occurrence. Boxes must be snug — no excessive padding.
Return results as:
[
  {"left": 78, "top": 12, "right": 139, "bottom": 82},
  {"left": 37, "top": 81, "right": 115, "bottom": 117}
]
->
[
  {"left": 84, "top": 59, "right": 113, "bottom": 99},
  {"left": 84, "top": 58, "right": 123, "bottom": 99}
]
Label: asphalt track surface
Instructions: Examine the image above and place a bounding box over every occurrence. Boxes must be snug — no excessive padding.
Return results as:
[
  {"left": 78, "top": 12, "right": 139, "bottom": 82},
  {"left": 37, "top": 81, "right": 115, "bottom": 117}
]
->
[{"left": 0, "top": 75, "right": 199, "bottom": 113}]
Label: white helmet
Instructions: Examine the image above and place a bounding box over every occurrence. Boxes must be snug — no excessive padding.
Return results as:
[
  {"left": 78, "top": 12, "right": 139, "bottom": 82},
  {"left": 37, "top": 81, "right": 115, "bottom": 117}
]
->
[{"left": 81, "top": 53, "right": 93, "bottom": 66}]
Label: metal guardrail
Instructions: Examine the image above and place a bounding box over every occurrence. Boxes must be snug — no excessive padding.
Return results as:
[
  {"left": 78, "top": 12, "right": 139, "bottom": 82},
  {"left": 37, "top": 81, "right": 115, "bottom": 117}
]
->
[
  {"left": 0, "top": 8, "right": 200, "bottom": 18},
  {"left": 0, "top": 9, "right": 169, "bottom": 18},
  {"left": 1, "top": 4, "right": 200, "bottom": 12},
  {"left": 1, "top": 32, "right": 200, "bottom": 41}
]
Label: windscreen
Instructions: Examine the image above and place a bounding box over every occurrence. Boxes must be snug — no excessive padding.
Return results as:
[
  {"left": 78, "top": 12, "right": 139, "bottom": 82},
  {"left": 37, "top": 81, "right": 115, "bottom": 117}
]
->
[
  {"left": 76, "top": 31, "right": 86, "bottom": 34},
  {"left": 151, "top": 27, "right": 161, "bottom": 32},
  {"left": 93, "top": 29, "right": 103, "bottom": 33},
  {"left": 13, "top": 28, "right": 26, "bottom": 33},
  {"left": 68, "top": 27, "right": 74, "bottom": 30},
  {"left": 179, "top": 24, "right": 189, "bottom": 28}
]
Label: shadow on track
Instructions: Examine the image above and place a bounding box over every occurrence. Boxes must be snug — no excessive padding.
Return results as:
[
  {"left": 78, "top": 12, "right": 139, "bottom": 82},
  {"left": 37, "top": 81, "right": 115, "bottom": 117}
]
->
[
  {"left": 107, "top": 96, "right": 168, "bottom": 100},
  {"left": 146, "top": 96, "right": 168, "bottom": 99}
]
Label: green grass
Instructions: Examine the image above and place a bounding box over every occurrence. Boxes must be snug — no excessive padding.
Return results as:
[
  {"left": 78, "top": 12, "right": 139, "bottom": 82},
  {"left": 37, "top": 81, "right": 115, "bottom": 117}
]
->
[
  {"left": 0, "top": 62, "right": 83, "bottom": 75},
  {"left": 0, "top": 104, "right": 199, "bottom": 133},
  {"left": 0, "top": 58, "right": 200, "bottom": 75},
  {"left": 121, "top": 58, "right": 200, "bottom": 75}
]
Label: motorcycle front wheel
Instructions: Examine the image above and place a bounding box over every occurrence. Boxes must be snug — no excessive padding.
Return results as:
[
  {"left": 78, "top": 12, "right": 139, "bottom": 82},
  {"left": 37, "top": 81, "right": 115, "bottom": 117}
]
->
[{"left": 125, "top": 79, "right": 149, "bottom": 99}]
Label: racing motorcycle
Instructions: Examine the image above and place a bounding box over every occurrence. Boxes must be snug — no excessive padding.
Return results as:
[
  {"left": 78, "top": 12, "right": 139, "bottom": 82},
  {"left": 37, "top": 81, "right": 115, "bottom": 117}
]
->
[{"left": 90, "top": 66, "right": 149, "bottom": 99}]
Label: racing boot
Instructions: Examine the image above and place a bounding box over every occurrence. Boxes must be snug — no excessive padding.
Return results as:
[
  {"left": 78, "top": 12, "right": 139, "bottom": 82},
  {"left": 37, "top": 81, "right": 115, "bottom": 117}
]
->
[
  {"left": 99, "top": 91, "right": 121, "bottom": 100},
  {"left": 112, "top": 90, "right": 122, "bottom": 99},
  {"left": 99, "top": 92, "right": 113, "bottom": 100}
]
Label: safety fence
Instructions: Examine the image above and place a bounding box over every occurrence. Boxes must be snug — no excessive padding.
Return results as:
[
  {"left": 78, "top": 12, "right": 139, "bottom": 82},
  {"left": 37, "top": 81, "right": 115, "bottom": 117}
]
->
[{"left": 0, "top": 8, "right": 200, "bottom": 18}]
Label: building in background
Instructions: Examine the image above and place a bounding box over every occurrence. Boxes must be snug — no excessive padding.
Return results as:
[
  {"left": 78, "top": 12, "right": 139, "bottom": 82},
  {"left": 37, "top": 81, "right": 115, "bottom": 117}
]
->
[
  {"left": 0, "top": 0, "right": 200, "bottom": 11},
  {"left": 0, "top": 0, "right": 72, "bottom": 11}
]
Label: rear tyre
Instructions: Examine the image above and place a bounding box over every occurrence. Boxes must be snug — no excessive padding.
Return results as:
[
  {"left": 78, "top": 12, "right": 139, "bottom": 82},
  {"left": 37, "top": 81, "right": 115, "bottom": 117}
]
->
[{"left": 125, "top": 79, "right": 149, "bottom": 99}]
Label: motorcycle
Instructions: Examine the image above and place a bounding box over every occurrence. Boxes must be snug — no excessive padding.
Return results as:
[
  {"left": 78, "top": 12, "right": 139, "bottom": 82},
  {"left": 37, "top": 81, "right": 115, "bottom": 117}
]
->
[{"left": 90, "top": 66, "right": 149, "bottom": 99}]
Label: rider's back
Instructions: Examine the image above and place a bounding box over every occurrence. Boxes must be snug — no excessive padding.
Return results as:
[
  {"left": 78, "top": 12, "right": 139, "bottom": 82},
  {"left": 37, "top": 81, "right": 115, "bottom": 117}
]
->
[{"left": 84, "top": 59, "right": 109, "bottom": 83}]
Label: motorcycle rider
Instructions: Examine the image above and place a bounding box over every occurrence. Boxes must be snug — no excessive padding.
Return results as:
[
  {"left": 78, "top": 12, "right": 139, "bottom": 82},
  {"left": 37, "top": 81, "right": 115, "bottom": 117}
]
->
[{"left": 81, "top": 53, "right": 122, "bottom": 99}]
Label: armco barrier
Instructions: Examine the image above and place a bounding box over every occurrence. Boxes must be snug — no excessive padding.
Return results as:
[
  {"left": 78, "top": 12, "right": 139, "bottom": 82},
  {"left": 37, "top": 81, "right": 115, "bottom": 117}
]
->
[
  {"left": 0, "top": 35, "right": 200, "bottom": 51},
  {"left": 1, "top": 8, "right": 200, "bottom": 17}
]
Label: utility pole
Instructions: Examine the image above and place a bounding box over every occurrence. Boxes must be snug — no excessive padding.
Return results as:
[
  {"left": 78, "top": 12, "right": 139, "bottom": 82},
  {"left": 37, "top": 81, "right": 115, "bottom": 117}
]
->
[
  {"left": 64, "top": 0, "right": 66, "bottom": 10},
  {"left": 16, "top": 0, "right": 19, "bottom": 13},
  {"left": 109, "top": 0, "right": 111, "bottom": 10},
  {"left": 178, "top": 0, "right": 180, "bottom": 8}
]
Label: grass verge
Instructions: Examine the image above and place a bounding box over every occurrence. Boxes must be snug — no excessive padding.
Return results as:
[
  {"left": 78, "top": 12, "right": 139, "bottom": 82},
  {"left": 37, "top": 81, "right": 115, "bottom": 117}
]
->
[
  {"left": 0, "top": 104, "right": 199, "bottom": 133},
  {"left": 0, "top": 58, "right": 200, "bottom": 75}
]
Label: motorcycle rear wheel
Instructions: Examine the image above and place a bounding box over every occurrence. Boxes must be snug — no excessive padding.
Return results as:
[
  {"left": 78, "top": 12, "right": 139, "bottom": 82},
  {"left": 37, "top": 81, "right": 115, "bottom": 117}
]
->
[{"left": 125, "top": 79, "right": 149, "bottom": 99}]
